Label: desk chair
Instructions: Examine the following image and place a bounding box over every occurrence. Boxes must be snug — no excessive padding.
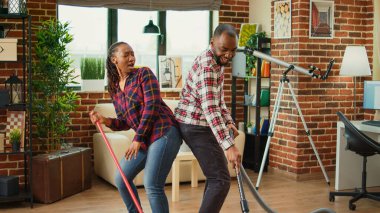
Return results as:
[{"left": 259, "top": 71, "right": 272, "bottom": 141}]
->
[{"left": 329, "top": 112, "right": 380, "bottom": 210}]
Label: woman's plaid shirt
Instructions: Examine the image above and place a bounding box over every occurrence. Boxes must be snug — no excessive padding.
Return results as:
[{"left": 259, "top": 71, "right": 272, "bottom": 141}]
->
[{"left": 107, "top": 67, "right": 178, "bottom": 150}]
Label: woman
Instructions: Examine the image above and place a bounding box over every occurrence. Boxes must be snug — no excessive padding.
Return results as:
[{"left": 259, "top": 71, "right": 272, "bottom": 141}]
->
[{"left": 89, "top": 42, "right": 182, "bottom": 213}]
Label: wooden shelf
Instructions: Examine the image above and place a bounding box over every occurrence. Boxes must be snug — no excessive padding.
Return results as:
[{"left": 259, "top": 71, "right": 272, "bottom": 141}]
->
[
  {"left": 231, "top": 37, "right": 271, "bottom": 173},
  {"left": 0, "top": 14, "right": 32, "bottom": 208},
  {"left": 236, "top": 102, "right": 269, "bottom": 107},
  {"left": 0, "top": 149, "right": 30, "bottom": 155},
  {"left": 0, "top": 191, "right": 30, "bottom": 203},
  {"left": 0, "top": 14, "right": 29, "bottom": 19}
]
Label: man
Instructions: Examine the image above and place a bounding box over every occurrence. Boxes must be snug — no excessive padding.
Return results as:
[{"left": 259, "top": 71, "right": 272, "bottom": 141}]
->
[{"left": 175, "top": 24, "right": 241, "bottom": 213}]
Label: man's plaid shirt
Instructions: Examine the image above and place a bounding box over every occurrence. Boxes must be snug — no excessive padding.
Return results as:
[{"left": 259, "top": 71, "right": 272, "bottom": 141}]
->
[
  {"left": 107, "top": 67, "right": 178, "bottom": 150},
  {"left": 175, "top": 48, "right": 235, "bottom": 150}
]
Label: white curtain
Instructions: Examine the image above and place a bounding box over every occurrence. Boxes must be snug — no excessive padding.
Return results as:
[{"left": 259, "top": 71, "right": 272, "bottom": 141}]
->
[{"left": 57, "top": 0, "right": 221, "bottom": 11}]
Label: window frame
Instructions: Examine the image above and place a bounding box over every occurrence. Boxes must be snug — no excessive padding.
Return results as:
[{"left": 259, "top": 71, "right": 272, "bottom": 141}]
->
[{"left": 58, "top": 7, "right": 213, "bottom": 91}]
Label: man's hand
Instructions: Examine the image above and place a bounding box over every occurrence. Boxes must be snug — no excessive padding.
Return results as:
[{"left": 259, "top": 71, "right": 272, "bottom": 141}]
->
[
  {"left": 226, "top": 145, "right": 241, "bottom": 173},
  {"left": 227, "top": 123, "right": 239, "bottom": 138},
  {"left": 125, "top": 141, "right": 141, "bottom": 160}
]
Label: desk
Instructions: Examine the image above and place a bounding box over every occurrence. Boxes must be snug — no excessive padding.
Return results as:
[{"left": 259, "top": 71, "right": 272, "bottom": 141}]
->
[
  {"left": 335, "top": 121, "right": 380, "bottom": 190},
  {"left": 172, "top": 152, "right": 198, "bottom": 202}
]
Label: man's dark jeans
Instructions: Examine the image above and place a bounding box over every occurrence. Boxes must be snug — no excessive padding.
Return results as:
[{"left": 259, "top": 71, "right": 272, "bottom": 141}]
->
[{"left": 179, "top": 123, "right": 231, "bottom": 213}]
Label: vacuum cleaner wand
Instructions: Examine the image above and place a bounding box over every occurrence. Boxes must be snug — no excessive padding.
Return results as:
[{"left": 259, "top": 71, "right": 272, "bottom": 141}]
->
[
  {"left": 236, "top": 168, "right": 249, "bottom": 213},
  {"left": 96, "top": 122, "right": 144, "bottom": 213},
  {"left": 240, "top": 165, "right": 277, "bottom": 213}
]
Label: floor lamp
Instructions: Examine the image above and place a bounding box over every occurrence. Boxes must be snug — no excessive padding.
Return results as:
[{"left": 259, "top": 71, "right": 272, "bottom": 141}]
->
[{"left": 339, "top": 46, "right": 371, "bottom": 120}]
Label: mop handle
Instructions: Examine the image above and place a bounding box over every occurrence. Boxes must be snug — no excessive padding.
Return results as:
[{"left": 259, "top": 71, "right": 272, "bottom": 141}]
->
[{"left": 96, "top": 122, "right": 144, "bottom": 213}]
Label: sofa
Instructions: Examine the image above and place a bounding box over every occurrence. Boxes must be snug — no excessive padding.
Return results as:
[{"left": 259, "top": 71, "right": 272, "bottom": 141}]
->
[{"left": 93, "top": 99, "right": 245, "bottom": 187}]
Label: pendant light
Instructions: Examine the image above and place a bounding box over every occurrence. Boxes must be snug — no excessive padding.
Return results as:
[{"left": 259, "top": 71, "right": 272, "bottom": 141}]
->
[
  {"left": 143, "top": 0, "right": 160, "bottom": 34},
  {"left": 143, "top": 19, "right": 160, "bottom": 34}
]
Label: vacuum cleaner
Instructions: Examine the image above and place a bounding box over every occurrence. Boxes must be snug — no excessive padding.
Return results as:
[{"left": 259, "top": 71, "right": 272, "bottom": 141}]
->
[{"left": 236, "top": 165, "right": 335, "bottom": 213}]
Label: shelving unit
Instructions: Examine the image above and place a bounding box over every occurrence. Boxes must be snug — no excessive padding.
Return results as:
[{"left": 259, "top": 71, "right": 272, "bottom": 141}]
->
[
  {"left": 232, "top": 37, "right": 271, "bottom": 172},
  {"left": 0, "top": 13, "right": 33, "bottom": 207}
]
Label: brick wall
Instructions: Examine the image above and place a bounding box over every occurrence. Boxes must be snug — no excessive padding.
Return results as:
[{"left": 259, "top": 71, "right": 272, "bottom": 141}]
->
[
  {"left": 0, "top": 0, "right": 249, "bottom": 182},
  {"left": 269, "top": 0, "right": 374, "bottom": 177}
]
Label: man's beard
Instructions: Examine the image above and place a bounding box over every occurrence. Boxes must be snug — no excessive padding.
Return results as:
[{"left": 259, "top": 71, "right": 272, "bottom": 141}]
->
[{"left": 215, "top": 55, "right": 230, "bottom": 66}]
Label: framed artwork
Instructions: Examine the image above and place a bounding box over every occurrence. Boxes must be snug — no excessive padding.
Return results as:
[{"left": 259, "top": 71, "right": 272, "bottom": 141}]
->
[
  {"left": 309, "top": 0, "right": 334, "bottom": 39},
  {"left": 5, "top": 111, "right": 25, "bottom": 149},
  {"left": 274, "top": 0, "right": 291, "bottom": 39},
  {"left": 238, "top": 23, "right": 259, "bottom": 48},
  {"left": 158, "top": 56, "right": 182, "bottom": 90}
]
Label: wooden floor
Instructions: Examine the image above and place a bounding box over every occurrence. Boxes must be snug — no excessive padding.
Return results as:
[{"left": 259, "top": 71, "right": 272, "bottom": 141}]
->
[{"left": 1, "top": 170, "right": 380, "bottom": 213}]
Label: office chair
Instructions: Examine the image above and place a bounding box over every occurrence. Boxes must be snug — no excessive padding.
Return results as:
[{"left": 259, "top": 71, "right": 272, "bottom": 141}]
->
[{"left": 329, "top": 111, "right": 380, "bottom": 210}]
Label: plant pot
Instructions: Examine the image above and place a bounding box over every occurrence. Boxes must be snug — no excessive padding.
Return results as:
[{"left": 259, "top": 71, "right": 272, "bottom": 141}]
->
[
  {"left": 11, "top": 141, "right": 20, "bottom": 152},
  {"left": 81, "top": 79, "right": 105, "bottom": 91}
]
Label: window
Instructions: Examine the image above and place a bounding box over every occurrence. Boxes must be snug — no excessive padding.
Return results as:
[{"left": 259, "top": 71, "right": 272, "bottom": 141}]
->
[
  {"left": 165, "top": 11, "right": 210, "bottom": 90},
  {"left": 58, "top": 7, "right": 210, "bottom": 91},
  {"left": 118, "top": 10, "right": 158, "bottom": 74},
  {"left": 58, "top": 5, "right": 108, "bottom": 86}
]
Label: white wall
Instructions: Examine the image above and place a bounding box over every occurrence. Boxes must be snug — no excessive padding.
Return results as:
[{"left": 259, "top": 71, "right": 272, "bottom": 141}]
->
[
  {"left": 374, "top": 0, "right": 380, "bottom": 120},
  {"left": 249, "top": 0, "right": 271, "bottom": 36},
  {"left": 374, "top": 0, "right": 379, "bottom": 81}
]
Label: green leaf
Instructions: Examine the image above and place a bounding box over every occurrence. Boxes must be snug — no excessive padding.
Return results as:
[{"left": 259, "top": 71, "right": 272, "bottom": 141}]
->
[{"left": 32, "top": 18, "right": 81, "bottom": 151}]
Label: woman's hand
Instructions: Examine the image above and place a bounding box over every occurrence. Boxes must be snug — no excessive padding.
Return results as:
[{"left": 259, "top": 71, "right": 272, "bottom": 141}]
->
[
  {"left": 125, "top": 141, "right": 141, "bottom": 160},
  {"left": 89, "top": 110, "right": 108, "bottom": 125}
]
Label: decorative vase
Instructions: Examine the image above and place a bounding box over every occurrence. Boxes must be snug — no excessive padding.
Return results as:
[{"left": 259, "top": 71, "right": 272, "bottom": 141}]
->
[
  {"left": 11, "top": 141, "right": 20, "bottom": 152},
  {"left": 82, "top": 79, "right": 105, "bottom": 91}
]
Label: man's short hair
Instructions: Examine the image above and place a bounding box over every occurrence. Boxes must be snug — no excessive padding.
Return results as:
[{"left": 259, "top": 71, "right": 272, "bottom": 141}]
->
[{"left": 213, "top": 24, "right": 238, "bottom": 38}]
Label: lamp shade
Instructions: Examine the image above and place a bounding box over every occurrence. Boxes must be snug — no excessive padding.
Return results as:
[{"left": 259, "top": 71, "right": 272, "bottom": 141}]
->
[
  {"left": 143, "top": 20, "right": 160, "bottom": 34},
  {"left": 340, "top": 46, "right": 371, "bottom": 76}
]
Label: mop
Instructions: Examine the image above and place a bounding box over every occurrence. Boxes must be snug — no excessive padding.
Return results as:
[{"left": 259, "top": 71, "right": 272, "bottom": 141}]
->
[{"left": 96, "top": 122, "right": 144, "bottom": 213}]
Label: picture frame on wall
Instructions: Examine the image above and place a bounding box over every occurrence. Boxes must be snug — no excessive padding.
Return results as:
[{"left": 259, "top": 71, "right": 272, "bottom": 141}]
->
[
  {"left": 238, "top": 23, "right": 260, "bottom": 48},
  {"left": 5, "top": 111, "right": 25, "bottom": 150},
  {"left": 309, "top": 0, "right": 334, "bottom": 39},
  {"left": 158, "top": 56, "right": 182, "bottom": 91},
  {"left": 274, "top": 0, "right": 291, "bottom": 39}
]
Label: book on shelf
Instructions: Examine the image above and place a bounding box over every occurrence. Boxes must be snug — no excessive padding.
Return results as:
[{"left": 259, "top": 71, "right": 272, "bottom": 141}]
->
[
  {"left": 252, "top": 117, "right": 270, "bottom": 135},
  {"left": 261, "top": 118, "right": 270, "bottom": 135},
  {"left": 260, "top": 88, "right": 270, "bottom": 106},
  {"left": 261, "top": 60, "right": 271, "bottom": 78}
]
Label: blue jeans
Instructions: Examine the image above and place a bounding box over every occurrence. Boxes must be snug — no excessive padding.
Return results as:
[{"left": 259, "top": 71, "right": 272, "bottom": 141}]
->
[{"left": 114, "top": 126, "right": 182, "bottom": 213}]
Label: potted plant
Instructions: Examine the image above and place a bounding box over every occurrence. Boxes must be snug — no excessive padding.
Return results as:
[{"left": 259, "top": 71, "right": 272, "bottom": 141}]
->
[
  {"left": 80, "top": 57, "right": 105, "bottom": 91},
  {"left": 32, "top": 19, "right": 80, "bottom": 152},
  {"left": 9, "top": 128, "right": 22, "bottom": 152},
  {"left": 246, "top": 122, "right": 253, "bottom": 134},
  {"left": 245, "top": 31, "right": 267, "bottom": 76}
]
